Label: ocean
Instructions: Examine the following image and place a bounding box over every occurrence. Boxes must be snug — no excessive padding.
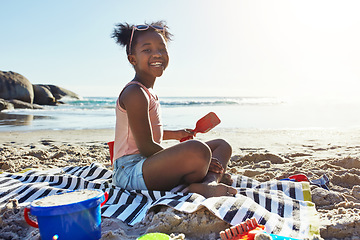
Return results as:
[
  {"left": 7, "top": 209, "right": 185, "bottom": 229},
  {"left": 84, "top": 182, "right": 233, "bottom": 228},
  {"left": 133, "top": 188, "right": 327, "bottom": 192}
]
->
[{"left": 1, "top": 96, "right": 360, "bottom": 132}]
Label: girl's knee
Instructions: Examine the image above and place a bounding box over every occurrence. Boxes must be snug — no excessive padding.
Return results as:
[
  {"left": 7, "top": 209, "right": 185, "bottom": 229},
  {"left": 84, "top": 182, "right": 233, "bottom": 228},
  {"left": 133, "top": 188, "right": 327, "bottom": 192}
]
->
[
  {"left": 183, "top": 140, "right": 211, "bottom": 162},
  {"left": 219, "top": 138, "right": 232, "bottom": 152},
  {"left": 181, "top": 140, "right": 211, "bottom": 183},
  {"left": 212, "top": 138, "right": 232, "bottom": 153}
]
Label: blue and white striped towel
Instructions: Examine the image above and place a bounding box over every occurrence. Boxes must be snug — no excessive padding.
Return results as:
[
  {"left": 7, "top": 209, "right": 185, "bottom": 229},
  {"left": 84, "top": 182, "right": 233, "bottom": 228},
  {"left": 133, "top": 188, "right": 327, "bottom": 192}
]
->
[{"left": 0, "top": 163, "right": 319, "bottom": 239}]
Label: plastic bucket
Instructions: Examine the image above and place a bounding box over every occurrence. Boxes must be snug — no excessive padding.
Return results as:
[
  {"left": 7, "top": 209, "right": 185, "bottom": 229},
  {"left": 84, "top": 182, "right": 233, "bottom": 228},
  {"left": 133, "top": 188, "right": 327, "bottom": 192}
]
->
[{"left": 24, "top": 189, "right": 108, "bottom": 240}]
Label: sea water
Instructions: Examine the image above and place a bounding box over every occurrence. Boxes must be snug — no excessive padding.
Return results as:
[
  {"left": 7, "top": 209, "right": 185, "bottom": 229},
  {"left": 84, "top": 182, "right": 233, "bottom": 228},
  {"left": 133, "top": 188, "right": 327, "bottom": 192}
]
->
[{"left": 0, "top": 96, "right": 360, "bottom": 131}]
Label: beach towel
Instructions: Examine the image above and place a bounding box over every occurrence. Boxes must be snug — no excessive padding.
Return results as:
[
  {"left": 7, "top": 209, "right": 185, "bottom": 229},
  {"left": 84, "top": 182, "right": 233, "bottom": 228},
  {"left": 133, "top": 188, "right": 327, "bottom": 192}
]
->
[{"left": 0, "top": 163, "right": 319, "bottom": 239}]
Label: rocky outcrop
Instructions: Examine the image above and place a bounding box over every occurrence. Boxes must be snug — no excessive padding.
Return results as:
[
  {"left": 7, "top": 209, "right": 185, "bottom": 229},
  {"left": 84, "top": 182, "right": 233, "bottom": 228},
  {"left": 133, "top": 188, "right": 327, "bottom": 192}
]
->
[
  {"left": 8, "top": 99, "right": 43, "bottom": 109},
  {"left": 38, "top": 84, "right": 79, "bottom": 100},
  {"left": 32, "top": 84, "right": 80, "bottom": 105},
  {"left": 33, "top": 85, "right": 56, "bottom": 105},
  {"left": 0, "top": 71, "right": 34, "bottom": 104},
  {"left": 0, "top": 98, "right": 14, "bottom": 111},
  {"left": 0, "top": 70, "right": 80, "bottom": 111}
]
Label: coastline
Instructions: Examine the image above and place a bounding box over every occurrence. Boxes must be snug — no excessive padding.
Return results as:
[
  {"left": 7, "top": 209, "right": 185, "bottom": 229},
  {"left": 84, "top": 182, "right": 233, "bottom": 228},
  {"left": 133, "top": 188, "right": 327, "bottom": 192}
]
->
[
  {"left": 0, "top": 128, "right": 115, "bottom": 148},
  {"left": 2, "top": 127, "right": 360, "bottom": 157},
  {"left": 1, "top": 128, "right": 360, "bottom": 239}
]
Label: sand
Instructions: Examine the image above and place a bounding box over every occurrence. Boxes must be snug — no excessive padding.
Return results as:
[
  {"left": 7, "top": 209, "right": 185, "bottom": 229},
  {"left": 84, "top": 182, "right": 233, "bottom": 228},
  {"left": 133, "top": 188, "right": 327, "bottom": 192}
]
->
[
  {"left": 1, "top": 128, "right": 360, "bottom": 239},
  {"left": 33, "top": 189, "right": 102, "bottom": 207}
]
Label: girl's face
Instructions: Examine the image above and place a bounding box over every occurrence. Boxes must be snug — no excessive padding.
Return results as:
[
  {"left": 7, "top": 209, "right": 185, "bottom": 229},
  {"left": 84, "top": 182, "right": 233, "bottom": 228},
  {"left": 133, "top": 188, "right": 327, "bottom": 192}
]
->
[{"left": 129, "top": 31, "right": 169, "bottom": 79}]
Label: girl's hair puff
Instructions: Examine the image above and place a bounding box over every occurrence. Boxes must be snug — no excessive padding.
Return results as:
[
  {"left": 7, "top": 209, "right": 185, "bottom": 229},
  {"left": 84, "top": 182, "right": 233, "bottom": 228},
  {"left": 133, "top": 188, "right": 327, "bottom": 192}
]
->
[{"left": 111, "top": 20, "right": 173, "bottom": 55}]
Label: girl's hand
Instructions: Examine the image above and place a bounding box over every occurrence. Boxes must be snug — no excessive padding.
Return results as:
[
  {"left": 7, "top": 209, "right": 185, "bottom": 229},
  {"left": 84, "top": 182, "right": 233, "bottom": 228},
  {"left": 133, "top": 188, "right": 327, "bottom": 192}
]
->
[
  {"left": 163, "top": 129, "right": 195, "bottom": 141},
  {"left": 208, "top": 157, "right": 224, "bottom": 174},
  {"left": 176, "top": 129, "right": 195, "bottom": 141}
]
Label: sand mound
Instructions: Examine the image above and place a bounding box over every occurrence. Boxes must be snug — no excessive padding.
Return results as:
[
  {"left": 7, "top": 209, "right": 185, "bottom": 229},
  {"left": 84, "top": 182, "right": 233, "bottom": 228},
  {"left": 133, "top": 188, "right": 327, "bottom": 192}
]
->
[{"left": 1, "top": 129, "right": 360, "bottom": 239}]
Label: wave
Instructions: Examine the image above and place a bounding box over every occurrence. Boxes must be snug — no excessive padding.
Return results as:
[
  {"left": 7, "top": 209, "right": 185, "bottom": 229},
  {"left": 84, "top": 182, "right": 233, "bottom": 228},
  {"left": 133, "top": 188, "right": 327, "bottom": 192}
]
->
[
  {"left": 160, "top": 97, "right": 282, "bottom": 107},
  {"left": 60, "top": 97, "right": 117, "bottom": 110},
  {"left": 3, "top": 97, "right": 283, "bottom": 116},
  {"left": 54, "top": 96, "right": 284, "bottom": 110},
  {"left": 59, "top": 96, "right": 282, "bottom": 110}
]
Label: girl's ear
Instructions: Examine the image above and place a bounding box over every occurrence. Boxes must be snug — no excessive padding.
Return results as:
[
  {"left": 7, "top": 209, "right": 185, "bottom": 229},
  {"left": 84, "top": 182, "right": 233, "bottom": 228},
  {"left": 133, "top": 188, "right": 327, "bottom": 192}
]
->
[{"left": 128, "top": 55, "right": 136, "bottom": 66}]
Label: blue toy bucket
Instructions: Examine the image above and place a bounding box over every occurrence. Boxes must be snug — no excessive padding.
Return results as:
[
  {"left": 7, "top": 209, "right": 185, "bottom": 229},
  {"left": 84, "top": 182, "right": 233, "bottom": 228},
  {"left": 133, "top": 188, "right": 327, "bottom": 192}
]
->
[{"left": 24, "top": 189, "right": 108, "bottom": 240}]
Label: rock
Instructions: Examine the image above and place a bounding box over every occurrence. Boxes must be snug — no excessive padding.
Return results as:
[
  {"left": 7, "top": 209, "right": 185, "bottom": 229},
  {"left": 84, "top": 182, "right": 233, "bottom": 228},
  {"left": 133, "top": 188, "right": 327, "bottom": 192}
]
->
[
  {"left": 38, "top": 84, "right": 79, "bottom": 100},
  {"left": 8, "top": 99, "right": 43, "bottom": 109},
  {"left": 0, "top": 71, "right": 34, "bottom": 104},
  {"left": 1, "top": 70, "right": 80, "bottom": 106},
  {"left": 0, "top": 98, "right": 14, "bottom": 111},
  {"left": 33, "top": 84, "right": 56, "bottom": 105}
]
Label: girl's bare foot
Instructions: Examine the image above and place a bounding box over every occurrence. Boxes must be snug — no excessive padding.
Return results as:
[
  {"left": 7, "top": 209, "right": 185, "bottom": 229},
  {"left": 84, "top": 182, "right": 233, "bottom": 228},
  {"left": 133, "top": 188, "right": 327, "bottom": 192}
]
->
[
  {"left": 220, "top": 173, "right": 233, "bottom": 186},
  {"left": 188, "top": 182, "right": 237, "bottom": 198}
]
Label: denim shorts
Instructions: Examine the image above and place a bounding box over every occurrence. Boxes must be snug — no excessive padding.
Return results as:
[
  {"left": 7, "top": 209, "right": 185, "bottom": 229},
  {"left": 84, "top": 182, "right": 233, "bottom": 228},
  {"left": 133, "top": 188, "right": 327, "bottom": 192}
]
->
[{"left": 112, "top": 154, "right": 148, "bottom": 191}]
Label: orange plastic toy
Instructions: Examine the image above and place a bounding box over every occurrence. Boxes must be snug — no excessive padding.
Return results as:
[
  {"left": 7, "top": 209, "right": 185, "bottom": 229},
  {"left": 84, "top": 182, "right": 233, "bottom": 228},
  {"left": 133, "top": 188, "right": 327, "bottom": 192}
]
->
[
  {"left": 180, "top": 112, "right": 221, "bottom": 142},
  {"left": 220, "top": 218, "right": 265, "bottom": 240}
]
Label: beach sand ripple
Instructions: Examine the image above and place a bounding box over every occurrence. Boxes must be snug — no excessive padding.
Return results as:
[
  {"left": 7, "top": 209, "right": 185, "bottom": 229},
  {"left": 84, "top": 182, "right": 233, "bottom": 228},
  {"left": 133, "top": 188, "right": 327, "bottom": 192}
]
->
[{"left": 1, "top": 129, "right": 360, "bottom": 239}]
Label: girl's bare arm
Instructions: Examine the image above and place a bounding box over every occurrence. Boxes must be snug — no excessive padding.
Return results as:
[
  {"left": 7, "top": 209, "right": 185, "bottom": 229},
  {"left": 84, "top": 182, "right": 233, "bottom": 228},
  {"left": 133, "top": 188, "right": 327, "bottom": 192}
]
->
[
  {"left": 163, "top": 129, "right": 194, "bottom": 141},
  {"left": 121, "top": 85, "right": 163, "bottom": 157}
]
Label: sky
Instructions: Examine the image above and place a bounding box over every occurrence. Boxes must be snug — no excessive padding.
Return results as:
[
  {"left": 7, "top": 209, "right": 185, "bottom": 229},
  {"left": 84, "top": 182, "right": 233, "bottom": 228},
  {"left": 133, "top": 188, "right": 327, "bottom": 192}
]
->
[{"left": 1, "top": 0, "right": 360, "bottom": 102}]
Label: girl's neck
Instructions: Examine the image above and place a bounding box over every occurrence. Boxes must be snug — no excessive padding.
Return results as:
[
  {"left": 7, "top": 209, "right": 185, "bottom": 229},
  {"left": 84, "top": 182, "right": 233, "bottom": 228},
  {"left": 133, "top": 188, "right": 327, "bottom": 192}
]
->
[{"left": 133, "top": 74, "right": 155, "bottom": 89}]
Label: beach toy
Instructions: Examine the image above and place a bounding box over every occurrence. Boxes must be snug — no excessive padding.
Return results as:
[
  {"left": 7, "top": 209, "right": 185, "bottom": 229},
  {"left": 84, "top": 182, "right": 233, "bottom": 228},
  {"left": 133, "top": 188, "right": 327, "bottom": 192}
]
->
[
  {"left": 288, "top": 174, "right": 310, "bottom": 182},
  {"left": 180, "top": 112, "right": 221, "bottom": 142},
  {"left": 24, "top": 189, "right": 108, "bottom": 240},
  {"left": 219, "top": 217, "right": 300, "bottom": 240},
  {"left": 137, "top": 232, "right": 171, "bottom": 240},
  {"left": 308, "top": 174, "right": 330, "bottom": 190},
  {"left": 108, "top": 140, "right": 115, "bottom": 164},
  {"left": 284, "top": 174, "right": 330, "bottom": 190}
]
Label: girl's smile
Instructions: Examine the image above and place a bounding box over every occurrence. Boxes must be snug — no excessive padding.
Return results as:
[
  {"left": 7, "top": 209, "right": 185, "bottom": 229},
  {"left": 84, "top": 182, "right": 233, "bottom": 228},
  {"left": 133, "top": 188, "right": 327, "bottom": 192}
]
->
[{"left": 129, "top": 31, "right": 169, "bottom": 81}]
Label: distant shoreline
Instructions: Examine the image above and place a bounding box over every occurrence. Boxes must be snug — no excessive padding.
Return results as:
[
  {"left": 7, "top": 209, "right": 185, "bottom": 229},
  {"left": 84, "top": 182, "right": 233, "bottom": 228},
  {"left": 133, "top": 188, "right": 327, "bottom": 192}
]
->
[{"left": 1, "top": 96, "right": 360, "bottom": 131}]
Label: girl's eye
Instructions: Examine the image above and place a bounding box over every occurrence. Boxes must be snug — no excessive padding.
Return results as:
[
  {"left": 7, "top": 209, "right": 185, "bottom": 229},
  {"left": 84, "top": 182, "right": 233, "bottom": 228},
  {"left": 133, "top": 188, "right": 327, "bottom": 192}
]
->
[{"left": 141, "top": 47, "right": 167, "bottom": 54}]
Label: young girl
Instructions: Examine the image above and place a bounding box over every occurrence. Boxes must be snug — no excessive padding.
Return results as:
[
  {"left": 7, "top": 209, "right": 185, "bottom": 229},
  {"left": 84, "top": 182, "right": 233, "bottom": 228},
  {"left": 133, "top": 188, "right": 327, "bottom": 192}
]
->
[{"left": 111, "top": 21, "right": 237, "bottom": 198}]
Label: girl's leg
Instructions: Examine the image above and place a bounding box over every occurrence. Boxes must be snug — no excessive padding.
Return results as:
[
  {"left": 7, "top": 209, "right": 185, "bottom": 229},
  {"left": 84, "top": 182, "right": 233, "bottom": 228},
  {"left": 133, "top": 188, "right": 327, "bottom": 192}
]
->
[
  {"left": 187, "top": 139, "right": 237, "bottom": 197},
  {"left": 204, "top": 138, "right": 233, "bottom": 184},
  {"left": 142, "top": 139, "right": 237, "bottom": 198},
  {"left": 142, "top": 140, "right": 211, "bottom": 190}
]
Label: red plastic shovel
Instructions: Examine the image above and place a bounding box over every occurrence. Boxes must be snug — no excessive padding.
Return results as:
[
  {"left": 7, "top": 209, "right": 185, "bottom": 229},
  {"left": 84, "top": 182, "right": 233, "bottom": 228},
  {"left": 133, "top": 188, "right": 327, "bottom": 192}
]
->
[
  {"left": 108, "top": 141, "right": 115, "bottom": 165},
  {"left": 180, "top": 112, "right": 221, "bottom": 142}
]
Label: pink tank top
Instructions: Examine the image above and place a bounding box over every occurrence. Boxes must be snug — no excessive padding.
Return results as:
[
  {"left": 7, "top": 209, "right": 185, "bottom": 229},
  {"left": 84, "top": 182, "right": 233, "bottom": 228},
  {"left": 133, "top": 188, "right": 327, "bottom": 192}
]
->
[{"left": 113, "top": 81, "right": 163, "bottom": 161}]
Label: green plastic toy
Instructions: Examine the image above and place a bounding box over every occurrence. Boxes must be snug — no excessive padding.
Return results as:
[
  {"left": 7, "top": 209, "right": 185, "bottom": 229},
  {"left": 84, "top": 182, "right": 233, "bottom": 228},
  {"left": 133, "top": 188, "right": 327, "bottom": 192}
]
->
[{"left": 137, "top": 232, "right": 170, "bottom": 240}]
